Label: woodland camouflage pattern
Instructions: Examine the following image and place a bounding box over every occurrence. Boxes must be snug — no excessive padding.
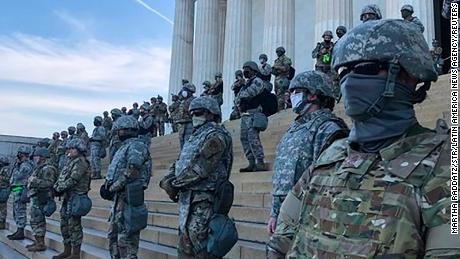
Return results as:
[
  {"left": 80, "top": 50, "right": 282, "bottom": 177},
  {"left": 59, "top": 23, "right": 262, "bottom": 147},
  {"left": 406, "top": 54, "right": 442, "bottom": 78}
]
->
[
  {"left": 0, "top": 159, "right": 11, "bottom": 226},
  {"left": 10, "top": 157, "right": 33, "bottom": 228}
]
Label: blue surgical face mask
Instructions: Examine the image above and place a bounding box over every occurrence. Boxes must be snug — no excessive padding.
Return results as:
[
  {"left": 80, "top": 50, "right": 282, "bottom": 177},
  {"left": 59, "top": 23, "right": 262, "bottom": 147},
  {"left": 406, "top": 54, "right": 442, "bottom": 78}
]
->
[
  {"left": 290, "top": 92, "right": 303, "bottom": 109},
  {"left": 290, "top": 92, "right": 313, "bottom": 114},
  {"left": 192, "top": 115, "right": 207, "bottom": 128},
  {"left": 181, "top": 91, "right": 189, "bottom": 98}
]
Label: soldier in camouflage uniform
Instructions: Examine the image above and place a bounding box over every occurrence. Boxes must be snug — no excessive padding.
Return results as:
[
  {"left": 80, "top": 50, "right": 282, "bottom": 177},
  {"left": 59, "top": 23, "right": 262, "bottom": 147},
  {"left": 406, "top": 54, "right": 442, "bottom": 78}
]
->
[
  {"left": 237, "top": 61, "right": 267, "bottom": 172},
  {"left": 160, "top": 96, "right": 233, "bottom": 259},
  {"left": 282, "top": 19, "right": 460, "bottom": 258},
  {"left": 266, "top": 71, "right": 349, "bottom": 258},
  {"left": 431, "top": 39, "right": 444, "bottom": 75},
  {"left": 153, "top": 95, "right": 169, "bottom": 136},
  {"left": 360, "top": 4, "right": 382, "bottom": 22},
  {"left": 312, "top": 30, "right": 335, "bottom": 74},
  {"left": 121, "top": 107, "right": 127, "bottom": 115},
  {"left": 27, "top": 147, "right": 58, "bottom": 252},
  {"left": 109, "top": 108, "right": 123, "bottom": 162},
  {"left": 210, "top": 73, "right": 224, "bottom": 107},
  {"left": 138, "top": 102, "right": 154, "bottom": 147},
  {"left": 271, "top": 47, "right": 292, "bottom": 111},
  {"left": 48, "top": 132, "right": 61, "bottom": 167},
  {"left": 128, "top": 102, "right": 140, "bottom": 119},
  {"left": 148, "top": 97, "right": 158, "bottom": 137},
  {"left": 103, "top": 111, "right": 113, "bottom": 134},
  {"left": 57, "top": 131, "right": 69, "bottom": 171},
  {"left": 258, "top": 54, "right": 273, "bottom": 92},
  {"left": 401, "top": 4, "right": 425, "bottom": 33},
  {"left": 230, "top": 70, "right": 245, "bottom": 121},
  {"left": 90, "top": 116, "right": 107, "bottom": 179},
  {"left": 53, "top": 138, "right": 91, "bottom": 259},
  {"left": 103, "top": 115, "right": 151, "bottom": 259},
  {"left": 336, "top": 25, "right": 347, "bottom": 39},
  {"left": 169, "top": 94, "right": 180, "bottom": 133},
  {"left": 0, "top": 155, "right": 11, "bottom": 230},
  {"left": 7, "top": 145, "right": 33, "bottom": 240},
  {"left": 76, "top": 123, "right": 90, "bottom": 152},
  {"left": 177, "top": 83, "right": 196, "bottom": 149},
  {"left": 68, "top": 126, "right": 77, "bottom": 140}
]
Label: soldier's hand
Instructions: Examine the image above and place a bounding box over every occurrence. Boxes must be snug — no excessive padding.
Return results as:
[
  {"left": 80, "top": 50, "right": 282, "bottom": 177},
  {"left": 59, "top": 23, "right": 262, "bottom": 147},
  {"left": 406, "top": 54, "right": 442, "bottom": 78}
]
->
[{"left": 267, "top": 216, "right": 277, "bottom": 235}]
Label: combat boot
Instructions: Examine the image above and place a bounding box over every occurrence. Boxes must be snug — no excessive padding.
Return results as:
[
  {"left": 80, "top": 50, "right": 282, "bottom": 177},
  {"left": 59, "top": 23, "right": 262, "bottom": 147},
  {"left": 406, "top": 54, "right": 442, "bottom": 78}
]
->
[
  {"left": 0, "top": 221, "right": 5, "bottom": 230},
  {"left": 255, "top": 161, "right": 268, "bottom": 172},
  {"left": 66, "top": 244, "right": 81, "bottom": 259},
  {"left": 52, "top": 244, "right": 71, "bottom": 259},
  {"left": 25, "top": 240, "right": 36, "bottom": 249},
  {"left": 28, "top": 236, "right": 46, "bottom": 252},
  {"left": 7, "top": 227, "right": 25, "bottom": 240},
  {"left": 239, "top": 160, "right": 256, "bottom": 172}
]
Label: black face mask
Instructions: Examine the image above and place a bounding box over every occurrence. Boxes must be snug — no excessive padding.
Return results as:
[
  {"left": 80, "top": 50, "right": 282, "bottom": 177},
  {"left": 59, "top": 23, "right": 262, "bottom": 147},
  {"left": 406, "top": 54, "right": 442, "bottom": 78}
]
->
[
  {"left": 243, "top": 70, "right": 252, "bottom": 79},
  {"left": 341, "top": 74, "right": 416, "bottom": 153}
]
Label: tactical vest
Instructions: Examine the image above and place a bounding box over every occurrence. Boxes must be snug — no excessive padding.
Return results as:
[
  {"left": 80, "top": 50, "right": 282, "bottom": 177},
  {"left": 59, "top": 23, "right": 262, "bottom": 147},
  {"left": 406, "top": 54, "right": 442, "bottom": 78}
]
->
[
  {"left": 106, "top": 138, "right": 151, "bottom": 187},
  {"left": 28, "top": 163, "right": 57, "bottom": 196},
  {"left": 176, "top": 96, "right": 195, "bottom": 123},
  {"left": 138, "top": 115, "right": 155, "bottom": 135},
  {"left": 287, "top": 128, "right": 449, "bottom": 258},
  {"left": 10, "top": 160, "right": 33, "bottom": 186},
  {"left": 0, "top": 166, "right": 11, "bottom": 188},
  {"left": 273, "top": 109, "right": 348, "bottom": 196},
  {"left": 57, "top": 156, "right": 91, "bottom": 194}
]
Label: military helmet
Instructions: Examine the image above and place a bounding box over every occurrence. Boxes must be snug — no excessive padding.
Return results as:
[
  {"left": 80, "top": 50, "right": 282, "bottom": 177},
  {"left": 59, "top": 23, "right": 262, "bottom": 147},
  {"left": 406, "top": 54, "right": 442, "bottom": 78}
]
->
[
  {"left": 157, "top": 95, "right": 163, "bottom": 100},
  {"left": 103, "top": 111, "right": 109, "bottom": 116},
  {"left": 189, "top": 96, "right": 221, "bottom": 119},
  {"left": 76, "top": 123, "right": 85, "bottom": 130},
  {"left": 38, "top": 138, "right": 51, "bottom": 147},
  {"left": 235, "top": 70, "right": 243, "bottom": 77},
  {"left": 322, "top": 30, "right": 334, "bottom": 38},
  {"left": 181, "top": 79, "right": 189, "bottom": 85},
  {"left": 289, "top": 71, "right": 334, "bottom": 98},
  {"left": 112, "top": 115, "right": 139, "bottom": 131},
  {"left": 243, "top": 61, "right": 260, "bottom": 73},
  {"left": 171, "top": 94, "right": 179, "bottom": 100},
  {"left": 276, "top": 46, "right": 286, "bottom": 54},
  {"left": 0, "top": 155, "right": 9, "bottom": 165},
  {"left": 60, "top": 131, "right": 68, "bottom": 137},
  {"left": 140, "top": 102, "right": 151, "bottom": 111},
  {"left": 66, "top": 138, "right": 87, "bottom": 153},
  {"left": 33, "top": 147, "right": 50, "bottom": 158},
  {"left": 67, "top": 126, "right": 76, "bottom": 134},
  {"left": 53, "top": 132, "right": 60, "bottom": 138},
  {"left": 94, "top": 116, "right": 103, "bottom": 124},
  {"left": 401, "top": 4, "right": 414, "bottom": 13},
  {"left": 17, "top": 145, "right": 32, "bottom": 155},
  {"left": 332, "top": 19, "right": 437, "bottom": 82},
  {"left": 259, "top": 54, "right": 268, "bottom": 60},
  {"left": 215, "top": 72, "right": 222, "bottom": 78},
  {"left": 110, "top": 108, "right": 122, "bottom": 117},
  {"left": 336, "top": 25, "right": 347, "bottom": 33},
  {"left": 133, "top": 102, "right": 139, "bottom": 107},
  {"left": 183, "top": 83, "right": 196, "bottom": 93},
  {"left": 360, "top": 4, "right": 382, "bottom": 21},
  {"left": 203, "top": 81, "right": 211, "bottom": 87}
]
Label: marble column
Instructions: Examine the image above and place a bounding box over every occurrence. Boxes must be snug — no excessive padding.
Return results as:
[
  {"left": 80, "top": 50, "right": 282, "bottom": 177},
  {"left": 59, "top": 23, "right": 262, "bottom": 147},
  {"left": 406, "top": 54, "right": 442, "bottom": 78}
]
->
[
  {"left": 385, "top": 0, "right": 434, "bottom": 43},
  {"left": 262, "top": 0, "right": 295, "bottom": 66},
  {"left": 193, "top": 0, "right": 220, "bottom": 95},
  {"left": 168, "top": 0, "right": 194, "bottom": 102},
  {"left": 315, "top": 0, "right": 353, "bottom": 43},
  {"left": 222, "top": 0, "right": 252, "bottom": 118},
  {"left": 217, "top": 0, "right": 227, "bottom": 73}
]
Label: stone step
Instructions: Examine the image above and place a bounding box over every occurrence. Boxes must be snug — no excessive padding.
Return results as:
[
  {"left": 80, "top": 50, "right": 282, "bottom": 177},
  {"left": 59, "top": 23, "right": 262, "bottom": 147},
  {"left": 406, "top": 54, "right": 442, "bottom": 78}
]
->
[{"left": 0, "top": 233, "right": 30, "bottom": 259}]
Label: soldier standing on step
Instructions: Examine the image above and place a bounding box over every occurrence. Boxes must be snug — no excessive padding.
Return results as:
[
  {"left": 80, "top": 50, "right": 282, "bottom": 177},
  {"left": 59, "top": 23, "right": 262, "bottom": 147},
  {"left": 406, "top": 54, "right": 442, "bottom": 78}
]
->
[
  {"left": 285, "top": 19, "right": 460, "bottom": 258},
  {"left": 138, "top": 102, "right": 155, "bottom": 148},
  {"left": 312, "top": 30, "right": 335, "bottom": 75},
  {"left": 177, "top": 83, "right": 196, "bottom": 149},
  {"left": 237, "top": 61, "right": 268, "bottom": 172},
  {"left": 169, "top": 94, "right": 180, "bottom": 133},
  {"left": 230, "top": 70, "right": 245, "bottom": 121},
  {"left": 266, "top": 71, "right": 349, "bottom": 258},
  {"left": 26, "top": 147, "right": 58, "bottom": 252},
  {"left": 57, "top": 131, "right": 69, "bottom": 172},
  {"left": 90, "top": 116, "right": 107, "bottom": 179},
  {"left": 102, "top": 115, "right": 151, "bottom": 259},
  {"left": 0, "top": 155, "right": 12, "bottom": 230},
  {"left": 48, "top": 132, "right": 62, "bottom": 168},
  {"left": 53, "top": 138, "right": 91, "bottom": 259},
  {"left": 7, "top": 145, "right": 33, "bottom": 240},
  {"left": 153, "top": 95, "right": 169, "bottom": 136},
  {"left": 76, "top": 123, "right": 90, "bottom": 153},
  {"left": 160, "top": 96, "right": 233, "bottom": 259},
  {"left": 102, "top": 111, "right": 113, "bottom": 136},
  {"left": 109, "top": 108, "right": 123, "bottom": 162},
  {"left": 271, "top": 47, "right": 292, "bottom": 111},
  {"left": 149, "top": 97, "right": 158, "bottom": 137}
]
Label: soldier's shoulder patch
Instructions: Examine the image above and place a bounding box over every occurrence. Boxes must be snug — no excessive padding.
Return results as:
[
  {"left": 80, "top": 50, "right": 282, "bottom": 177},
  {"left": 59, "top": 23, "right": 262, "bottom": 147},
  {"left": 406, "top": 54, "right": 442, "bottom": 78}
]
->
[{"left": 201, "top": 132, "right": 225, "bottom": 159}]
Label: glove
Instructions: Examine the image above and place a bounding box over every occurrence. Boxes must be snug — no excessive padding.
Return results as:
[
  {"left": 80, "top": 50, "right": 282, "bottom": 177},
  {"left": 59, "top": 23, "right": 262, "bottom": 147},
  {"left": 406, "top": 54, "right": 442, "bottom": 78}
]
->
[
  {"left": 100, "top": 183, "right": 114, "bottom": 201},
  {"left": 159, "top": 174, "right": 179, "bottom": 202}
]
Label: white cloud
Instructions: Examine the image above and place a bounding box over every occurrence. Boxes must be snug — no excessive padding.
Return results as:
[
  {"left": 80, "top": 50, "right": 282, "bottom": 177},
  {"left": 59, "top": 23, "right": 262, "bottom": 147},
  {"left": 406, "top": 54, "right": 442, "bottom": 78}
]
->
[{"left": 0, "top": 33, "right": 171, "bottom": 93}]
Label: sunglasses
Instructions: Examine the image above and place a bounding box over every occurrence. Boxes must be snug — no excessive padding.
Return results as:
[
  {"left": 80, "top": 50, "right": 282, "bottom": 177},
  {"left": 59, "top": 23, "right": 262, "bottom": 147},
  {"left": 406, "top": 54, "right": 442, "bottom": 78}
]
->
[{"left": 190, "top": 110, "right": 206, "bottom": 116}]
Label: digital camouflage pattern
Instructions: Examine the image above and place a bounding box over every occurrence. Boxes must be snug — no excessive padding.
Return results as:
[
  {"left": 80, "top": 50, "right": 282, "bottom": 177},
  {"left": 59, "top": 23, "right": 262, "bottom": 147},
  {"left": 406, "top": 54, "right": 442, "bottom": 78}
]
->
[
  {"left": 10, "top": 157, "right": 33, "bottom": 228},
  {"left": 90, "top": 125, "right": 107, "bottom": 177},
  {"left": 189, "top": 96, "right": 221, "bottom": 119},
  {"left": 28, "top": 161, "right": 58, "bottom": 237},
  {"left": 54, "top": 155, "right": 91, "bottom": 246},
  {"left": 236, "top": 75, "right": 266, "bottom": 164},
  {"left": 152, "top": 99, "right": 169, "bottom": 136},
  {"left": 230, "top": 73, "right": 245, "bottom": 120},
  {"left": 103, "top": 114, "right": 113, "bottom": 135},
  {"left": 332, "top": 19, "right": 437, "bottom": 82},
  {"left": 0, "top": 159, "right": 11, "bottom": 226},
  {"left": 405, "top": 16, "right": 425, "bottom": 33},
  {"left": 289, "top": 70, "right": 335, "bottom": 98},
  {"left": 169, "top": 121, "right": 233, "bottom": 257},
  {"left": 138, "top": 109, "right": 155, "bottom": 147},
  {"left": 285, "top": 124, "right": 460, "bottom": 258},
  {"left": 272, "top": 54, "right": 292, "bottom": 111},
  {"left": 106, "top": 135, "right": 151, "bottom": 259},
  {"left": 360, "top": 4, "right": 382, "bottom": 21},
  {"left": 76, "top": 128, "right": 90, "bottom": 153}
]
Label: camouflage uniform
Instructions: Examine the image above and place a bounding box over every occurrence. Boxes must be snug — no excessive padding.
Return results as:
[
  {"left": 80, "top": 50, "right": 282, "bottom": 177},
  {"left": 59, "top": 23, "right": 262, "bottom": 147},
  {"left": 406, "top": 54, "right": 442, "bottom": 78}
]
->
[
  {"left": 48, "top": 133, "right": 62, "bottom": 167},
  {"left": 106, "top": 116, "right": 151, "bottom": 259},
  {"left": 177, "top": 84, "right": 196, "bottom": 149},
  {"left": 360, "top": 4, "right": 382, "bottom": 22},
  {"left": 163, "top": 97, "right": 233, "bottom": 258},
  {"left": 138, "top": 103, "right": 155, "bottom": 147},
  {"left": 283, "top": 19, "right": 460, "bottom": 258},
  {"left": 103, "top": 113, "right": 114, "bottom": 135},
  {"left": 76, "top": 123, "right": 90, "bottom": 152},
  {"left": 57, "top": 134, "right": 69, "bottom": 172},
  {"left": 312, "top": 31, "right": 334, "bottom": 74},
  {"left": 272, "top": 48, "right": 292, "bottom": 111},
  {"left": 90, "top": 118, "right": 107, "bottom": 179},
  {"left": 152, "top": 97, "right": 169, "bottom": 136},
  {"left": 110, "top": 109, "right": 123, "bottom": 162},
  {"left": 169, "top": 96, "right": 180, "bottom": 133},
  {"left": 230, "top": 70, "right": 245, "bottom": 121},
  {"left": 236, "top": 63, "right": 266, "bottom": 170},
  {"left": 10, "top": 151, "right": 33, "bottom": 230},
  {"left": 28, "top": 152, "right": 58, "bottom": 240},
  {"left": 0, "top": 156, "right": 11, "bottom": 229},
  {"left": 401, "top": 5, "right": 425, "bottom": 33},
  {"left": 209, "top": 74, "right": 224, "bottom": 107},
  {"left": 267, "top": 71, "right": 349, "bottom": 257},
  {"left": 54, "top": 139, "right": 91, "bottom": 254}
]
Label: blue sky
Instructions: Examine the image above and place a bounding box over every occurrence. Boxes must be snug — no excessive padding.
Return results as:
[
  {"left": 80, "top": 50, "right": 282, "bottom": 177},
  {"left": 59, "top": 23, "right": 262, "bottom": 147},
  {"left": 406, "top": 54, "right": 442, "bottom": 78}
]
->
[{"left": 0, "top": 0, "right": 174, "bottom": 137}]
